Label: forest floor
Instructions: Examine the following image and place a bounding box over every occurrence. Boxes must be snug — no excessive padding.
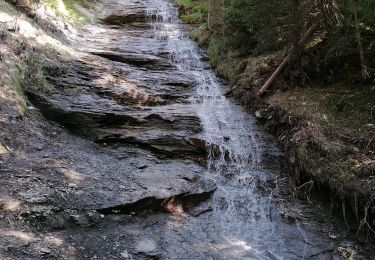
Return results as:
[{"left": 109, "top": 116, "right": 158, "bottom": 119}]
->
[{"left": 229, "top": 49, "right": 375, "bottom": 241}]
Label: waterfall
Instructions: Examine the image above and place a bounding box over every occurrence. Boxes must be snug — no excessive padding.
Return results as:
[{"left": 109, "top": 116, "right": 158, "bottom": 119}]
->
[{"left": 146, "top": 1, "right": 290, "bottom": 258}]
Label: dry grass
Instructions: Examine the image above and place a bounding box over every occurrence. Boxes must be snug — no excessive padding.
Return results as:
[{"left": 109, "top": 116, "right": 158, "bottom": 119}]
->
[{"left": 268, "top": 85, "right": 375, "bottom": 143}]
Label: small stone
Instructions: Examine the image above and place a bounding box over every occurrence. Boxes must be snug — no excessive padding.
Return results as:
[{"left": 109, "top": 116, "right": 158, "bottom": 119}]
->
[
  {"left": 255, "top": 110, "right": 262, "bottom": 119},
  {"left": 328, "top": 233, "right": 337, "bottom": 240},
  {"left": 135, "top": 239, "right": 157, "bottom": 256},
  {"left": 39, "top": 247, "right": 51, "bottom": 255},
  {"left": 120, "top": 250, "right": 132, "bottom": 259},
  {"left": 68, "top": 183, "right": 78, "bottom": 189},
  {"left": 180, "top": 173, "right": 198, "bottom": 182}
]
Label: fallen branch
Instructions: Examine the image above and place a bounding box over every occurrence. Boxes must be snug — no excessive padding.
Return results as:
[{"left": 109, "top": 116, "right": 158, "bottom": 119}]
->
[{"left": 257, "top": 23, "right": 319, "bottom": 97}]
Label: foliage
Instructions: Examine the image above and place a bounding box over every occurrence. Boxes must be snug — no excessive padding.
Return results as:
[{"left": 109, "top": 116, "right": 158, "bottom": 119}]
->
[
  {"left": 176, "top": 0, "right": 207, "bottom": 23},
  {"left": 12, "top": 64, "right": 28, "bottom": 112},
  {"left": 324, "top": 85, "right": 375, "bottom": 126},
  {"left": 17, "top": 54, "right": 52, "bottom": 94},
  {"left": 206, "top": 34, "right": 222, "bottom": 67},
  {"left": 42, "top": 0, "right": 89, "bottom": 22},
  {"left": 176, "top": 0, "right": 375, "bottom": 85},
  {"left": 224, "top": 0, "right": 291, "bottom": 54}
]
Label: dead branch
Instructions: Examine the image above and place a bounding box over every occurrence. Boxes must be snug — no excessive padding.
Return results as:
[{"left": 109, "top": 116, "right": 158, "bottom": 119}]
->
[{"left": 257, "top": 23, "right": 318, "bottom": 97}]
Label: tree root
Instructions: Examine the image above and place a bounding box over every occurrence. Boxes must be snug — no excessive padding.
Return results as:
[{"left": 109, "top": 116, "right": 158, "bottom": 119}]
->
[
  {"left": 342, "top": 201, "right": 350, "bottom": 231},
  {"left": 354, "top": 193, "right": 359, "bottom": 222},
  {"left": 294, "top": 180, "right": 314, "bottom": 203},
  {"left": 356, "top": 201, "right": 375, "bottom": 239}
]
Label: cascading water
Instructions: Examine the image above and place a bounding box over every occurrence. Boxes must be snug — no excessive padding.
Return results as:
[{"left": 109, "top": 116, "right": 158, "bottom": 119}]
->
[
  {"left": 145, "top": 1, "right": 290, "bottom": 258},
  {"left": 143, "top": 1, "right": 348, "bottom": 259}
]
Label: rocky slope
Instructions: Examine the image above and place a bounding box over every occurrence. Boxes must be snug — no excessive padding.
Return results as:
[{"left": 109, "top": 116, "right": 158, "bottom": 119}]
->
[
  {"left": 0, "top": 0, "right": 373, "bottom": 259},
  {"left": 0, "top": 1, "right": 215, "bottom": 258}
]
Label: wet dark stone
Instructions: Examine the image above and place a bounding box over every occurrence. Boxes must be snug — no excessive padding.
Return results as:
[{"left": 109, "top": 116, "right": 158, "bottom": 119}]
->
[
  {"left": 91, "top": 51, "right": 174, "bottom": 70},
  {"left": 97, "top": 189, "right": 215, "bottom": 215},
  {"left": 101, "top": 10, "right": 149, "bottom": 25}
]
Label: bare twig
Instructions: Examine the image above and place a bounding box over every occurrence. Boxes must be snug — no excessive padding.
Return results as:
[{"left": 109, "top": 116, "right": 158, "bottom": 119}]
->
[{"left": 365, "top": 134, "right": 375, "bottom": 150}]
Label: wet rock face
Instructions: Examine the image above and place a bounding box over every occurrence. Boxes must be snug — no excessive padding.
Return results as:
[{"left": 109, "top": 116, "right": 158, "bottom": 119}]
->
[
  {"left": 90, "top": 51, "right": 174, "bottom": 70},
  {"left": 101, "top": 9, "right": 149, "bottom": 25},
  {"left": 18, "top": 0, "right": 214, "bottom": 230},
  {"left": 28, "top": 90, "right": 207, "bottom": 162},
  {"left": 27, "top": 24, "right": 207, "bottom": 161},
  {"left": 97, "top": 189, "right": 216, "bottom": 215}
]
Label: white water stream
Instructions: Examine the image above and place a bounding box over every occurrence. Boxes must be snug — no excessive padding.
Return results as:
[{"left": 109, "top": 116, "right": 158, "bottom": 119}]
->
[{"left": 141, "top": 1, "right": 351, "bottom": 259}]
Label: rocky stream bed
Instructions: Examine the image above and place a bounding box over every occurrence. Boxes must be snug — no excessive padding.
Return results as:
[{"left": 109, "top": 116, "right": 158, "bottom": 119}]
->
[{"left": 0, "top": 0, "right": 373, "bottom": 259}]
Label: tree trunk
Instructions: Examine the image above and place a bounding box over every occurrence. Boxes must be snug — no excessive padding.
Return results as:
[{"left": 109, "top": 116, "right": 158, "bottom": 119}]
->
[
  {"left": 257, "top": 23, "right": 318, "bottom": 97},
  {"left": 207, "top": 0, "right": 212, "bottom": 30},
  {"left": 352, "top": 0, "right": 368, "bottom": 80},
  {"left": 319, "top": 0, "right": 343, "bottom": 27}
]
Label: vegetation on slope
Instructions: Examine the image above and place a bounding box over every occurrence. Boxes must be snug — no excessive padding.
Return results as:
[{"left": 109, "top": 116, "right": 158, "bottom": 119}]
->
[
  {"left": 176, "top": 0, "right": 375, "bottom": 82},
  {"left": 4, "top": 0, "right": 91, "bottom": 22},
  {"left": 43, "top": 0, "right": 89, "bottom": 22},
  {"left": 175, "top": 0, "right": 375, "bottom": 239},
  {"left": 1, "top": 0, "right": 87, "bottom": 114}
]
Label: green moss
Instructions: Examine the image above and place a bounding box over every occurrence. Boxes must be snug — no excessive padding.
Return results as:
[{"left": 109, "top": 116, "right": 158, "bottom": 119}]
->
[
  {"left": 13, "top": 54, "right": 53, "bottom": 96},
  {"left": 24, "top": 56, "right": 52, "bottom": 94},
  {"left": 181, "top": 9, "right": 204, "bottom": 23},
  {"left": 191, "top": 25, "right": 210, "bottom": 46},
  {"left": 175, "top": 0, "right": 195, "bottom": 9},
  {"left": 175, "top": 0, "right": 207, "bottom": 24},
  {"left": 11, "top": 64, "right": 28, "bottom": 112},
  {"left": 207, "top": 35, "right": 222, "bottom": 67},
  {"left": 216, "top": 54, "right": 243, "bottom": 84},
  {"left": 42, "top": 0, "right": 89, "bottom": 23}
]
